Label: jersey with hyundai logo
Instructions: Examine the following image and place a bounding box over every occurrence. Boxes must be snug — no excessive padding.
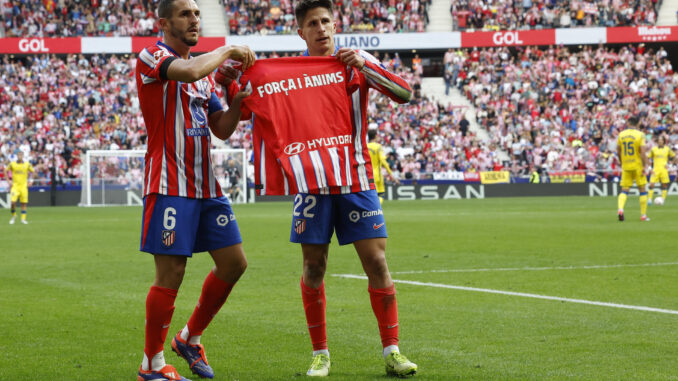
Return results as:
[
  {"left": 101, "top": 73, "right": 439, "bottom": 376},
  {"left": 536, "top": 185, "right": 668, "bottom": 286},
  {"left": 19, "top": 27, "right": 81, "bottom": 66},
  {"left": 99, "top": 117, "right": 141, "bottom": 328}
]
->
[
  {"left": 136, "top": 41, "right": 225, "bottom": 199},
  {"left": 235, "top": 53, "right": 411, "bottom": 195}
]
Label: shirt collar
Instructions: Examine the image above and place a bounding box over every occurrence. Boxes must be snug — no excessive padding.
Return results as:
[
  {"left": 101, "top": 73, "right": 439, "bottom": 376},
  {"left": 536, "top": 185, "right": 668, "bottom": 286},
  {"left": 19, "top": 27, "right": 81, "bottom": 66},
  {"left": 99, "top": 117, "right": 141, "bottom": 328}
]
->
[
  {"left": 157, "top": 41, "right": 189, "bottom": 58},
  {"left": 302, "top": 46, "right": 340, "bottom": 57}
]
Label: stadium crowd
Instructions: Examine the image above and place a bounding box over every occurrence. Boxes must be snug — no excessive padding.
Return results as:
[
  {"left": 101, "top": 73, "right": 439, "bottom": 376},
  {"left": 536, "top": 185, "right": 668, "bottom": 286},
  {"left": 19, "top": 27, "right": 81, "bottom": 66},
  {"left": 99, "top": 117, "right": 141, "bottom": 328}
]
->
[
  {"left": 2, "top": 43, "right": 676, "bottom": 187},
  {"left": 0, "top": 0, "right": 160, "bottom": 37},
  {"left": 0, "top": 53, "right": 143, "bottom": 185},
  {"left": 445, "top": 44, "right": 678, "bottom": 178},
  {"left": 451, "top": 0, "right": 661, "bottom": 31},
  {"left": 224, "top": 0, "right": 430, "bottom": 35}
]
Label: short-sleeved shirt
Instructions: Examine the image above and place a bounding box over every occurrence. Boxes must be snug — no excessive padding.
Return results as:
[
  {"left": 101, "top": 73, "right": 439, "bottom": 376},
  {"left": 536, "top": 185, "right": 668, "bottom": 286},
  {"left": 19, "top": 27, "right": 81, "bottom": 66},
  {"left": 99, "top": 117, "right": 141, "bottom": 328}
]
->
[
  {"left": 136, "top": 41, "right": 225, "bottom": 199},
  {"left": 649, "top": 146, "right": 675, "bottom": 170},
  {"left": 617, "top": 129, "right": 645, "bottom": 171},
  {"left": 7, "top": 161, "right": 34, "bottom": 187},
  {"left": 367, "top": 141, "right": 391, "bottom": 184}
]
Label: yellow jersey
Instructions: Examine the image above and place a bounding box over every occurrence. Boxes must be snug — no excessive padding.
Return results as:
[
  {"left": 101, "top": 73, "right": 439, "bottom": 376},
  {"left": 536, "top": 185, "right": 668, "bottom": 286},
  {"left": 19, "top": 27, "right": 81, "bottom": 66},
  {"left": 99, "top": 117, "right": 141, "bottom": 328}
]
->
[
  {"left": 648, "top": 146, "right": 675, "bottom": 171},
  {"left": 617, "top": 129, "right": 645, "bottom": 171},
  {"left": 367, "top": 142, "right": 392, "bottom": 184},
  {"left": 7, "top": 161, "right": 34, "bottom": 188}
]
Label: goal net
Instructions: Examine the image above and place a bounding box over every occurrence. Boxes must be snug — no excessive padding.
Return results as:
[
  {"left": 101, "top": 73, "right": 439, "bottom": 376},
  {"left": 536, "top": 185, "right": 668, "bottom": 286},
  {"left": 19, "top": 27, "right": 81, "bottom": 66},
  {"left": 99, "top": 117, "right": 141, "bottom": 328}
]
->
[{"left": 80, "top": 149, "right": 248, "bottom": 206}]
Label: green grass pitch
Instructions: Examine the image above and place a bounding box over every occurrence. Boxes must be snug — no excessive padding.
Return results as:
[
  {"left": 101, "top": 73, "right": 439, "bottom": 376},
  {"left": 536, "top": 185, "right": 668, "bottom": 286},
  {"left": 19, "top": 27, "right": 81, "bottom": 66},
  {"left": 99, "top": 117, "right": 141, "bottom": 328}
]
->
[{"left": 1, "top": 196, "right": 677, "bottom": 380}]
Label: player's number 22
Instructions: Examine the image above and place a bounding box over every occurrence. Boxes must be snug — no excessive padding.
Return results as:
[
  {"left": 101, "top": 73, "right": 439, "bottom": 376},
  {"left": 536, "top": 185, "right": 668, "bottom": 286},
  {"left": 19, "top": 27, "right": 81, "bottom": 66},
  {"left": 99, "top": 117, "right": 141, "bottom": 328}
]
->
[{"left": 293, "top": 195, "right": 316, "bottom": 218}]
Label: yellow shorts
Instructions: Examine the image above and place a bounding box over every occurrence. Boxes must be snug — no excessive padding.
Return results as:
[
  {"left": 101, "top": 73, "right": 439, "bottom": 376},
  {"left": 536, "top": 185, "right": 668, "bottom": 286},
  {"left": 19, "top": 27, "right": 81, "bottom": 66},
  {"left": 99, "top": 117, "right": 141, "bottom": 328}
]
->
[
  {"left": 649, "top": 168, "right": 670, "bottom": 184},
  {"left": 620, "top": 168, "right": 647, "bottom": 188},
  {"left": 10, "top": 186, "right": 29, "bottom": 203}
]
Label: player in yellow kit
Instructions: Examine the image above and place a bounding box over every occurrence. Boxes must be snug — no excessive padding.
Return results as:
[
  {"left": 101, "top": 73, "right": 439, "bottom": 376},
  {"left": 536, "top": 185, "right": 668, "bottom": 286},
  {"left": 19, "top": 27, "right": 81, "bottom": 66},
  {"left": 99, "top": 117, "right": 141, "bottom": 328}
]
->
[
  {"left": 6, "top": 151, "right": 34, "bottom": 225},
  {"left": 367, "top": 129, "right": 399, "bottom": 204},
  {"left": 647, "top": 135, "right": 675, "bottom": 204},
  {"left": 616, "top": 116, "right": 650, "bottom": 221}
]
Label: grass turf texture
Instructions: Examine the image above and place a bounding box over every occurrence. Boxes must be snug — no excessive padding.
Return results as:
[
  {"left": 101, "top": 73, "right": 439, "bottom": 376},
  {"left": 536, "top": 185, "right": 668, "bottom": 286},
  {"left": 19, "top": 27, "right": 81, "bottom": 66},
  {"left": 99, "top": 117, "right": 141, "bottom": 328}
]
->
[{"left": 0, "top": 196, "right": 676, "bottom": 380}]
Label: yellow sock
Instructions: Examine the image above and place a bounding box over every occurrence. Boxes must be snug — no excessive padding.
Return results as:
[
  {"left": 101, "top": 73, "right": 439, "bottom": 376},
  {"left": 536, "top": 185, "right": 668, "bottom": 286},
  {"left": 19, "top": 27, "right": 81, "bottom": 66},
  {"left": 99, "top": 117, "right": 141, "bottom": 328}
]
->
[
  {"left": 662, "top": 190, "right": 667, "bottom": 200},
  {"left": 618, "top": 192, "right": 628, "bottom": 210},
  {"left": 640, "top": 194, "right": 648, "bottom": 216},
  {"left": 648, "top": 189, "right": 654, "bottom": 200}
]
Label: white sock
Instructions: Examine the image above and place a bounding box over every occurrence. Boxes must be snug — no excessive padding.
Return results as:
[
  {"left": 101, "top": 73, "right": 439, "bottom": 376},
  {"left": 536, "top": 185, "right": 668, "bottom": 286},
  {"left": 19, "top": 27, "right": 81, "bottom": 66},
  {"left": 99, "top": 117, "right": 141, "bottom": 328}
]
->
[
  {"left": 142, "top": 351, "right": 166, "bottom": 371},
  {"left": 383, "top": 345, "right": 399, "bottom": 358},
  {"left": 180, "top": 324, "right": 201, "bottom": 345},
  {"left": 180, "top": 325, "right": 190, "bottom": 341},
  {"left": 313, "top": 349, "right": 330, "bottom": 358},
  {"left": 189, "top": 335, "right": 201, "bottom": 345}
]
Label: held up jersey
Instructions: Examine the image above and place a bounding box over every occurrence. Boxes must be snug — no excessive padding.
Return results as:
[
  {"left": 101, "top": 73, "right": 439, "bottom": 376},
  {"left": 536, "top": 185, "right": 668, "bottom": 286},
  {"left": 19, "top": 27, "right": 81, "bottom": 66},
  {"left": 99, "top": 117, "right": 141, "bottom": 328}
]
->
[
  {"left": 236, "top": 52, "right": 412, "bottom": 195},
  {"left": 136, "top": 41, "right": 225, "bottom": 199},
  {"left": 239, "top": 56, "right": 368, "bottom": 195}
]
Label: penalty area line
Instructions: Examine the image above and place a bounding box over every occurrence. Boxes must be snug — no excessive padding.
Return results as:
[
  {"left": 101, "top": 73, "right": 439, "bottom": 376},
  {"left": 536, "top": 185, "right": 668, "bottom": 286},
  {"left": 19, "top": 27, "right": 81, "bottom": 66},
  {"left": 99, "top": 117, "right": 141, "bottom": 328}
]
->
[{"left": 332, "top": 274, "right": 678, "bottom": 316}]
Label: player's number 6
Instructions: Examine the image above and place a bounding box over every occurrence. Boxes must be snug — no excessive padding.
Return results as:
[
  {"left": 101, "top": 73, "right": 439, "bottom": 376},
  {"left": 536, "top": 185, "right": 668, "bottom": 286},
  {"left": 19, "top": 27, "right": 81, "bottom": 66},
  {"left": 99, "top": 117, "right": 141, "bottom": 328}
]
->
[{"left": 163, "top": 207, "right": 177, "bottom": 230}]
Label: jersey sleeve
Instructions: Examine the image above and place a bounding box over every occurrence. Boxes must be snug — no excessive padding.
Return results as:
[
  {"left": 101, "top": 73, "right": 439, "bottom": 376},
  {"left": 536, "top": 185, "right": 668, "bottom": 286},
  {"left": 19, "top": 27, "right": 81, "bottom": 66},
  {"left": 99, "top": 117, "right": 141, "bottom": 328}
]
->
[
  {"left": 358, "top": 50, "right": 412, "bottom": 104},
  {"left": 28, "top": 163, "right": 34, "bottom": 173},
  {"left": 648, "top": 148, "right": 654, "bottom": 159},
  {"left": 670, "top": 149, "right": 676, "bottom": 159},
  {"left": 137, "top": 46, "right": 177, "bottom": 85}
]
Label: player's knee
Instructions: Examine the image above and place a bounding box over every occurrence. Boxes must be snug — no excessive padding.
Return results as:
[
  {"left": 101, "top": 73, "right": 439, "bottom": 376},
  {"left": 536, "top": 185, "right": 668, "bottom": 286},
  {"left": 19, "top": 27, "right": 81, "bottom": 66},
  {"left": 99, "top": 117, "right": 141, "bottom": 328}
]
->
[
  {"left": 363, "top": 253, "right": 389, "bottom": 276},
  {"left": 304, "top": 260, "right": 327, "bottom": 282},
  {"left": 233, "top": 256, "right": 248, "bottom": 277}
]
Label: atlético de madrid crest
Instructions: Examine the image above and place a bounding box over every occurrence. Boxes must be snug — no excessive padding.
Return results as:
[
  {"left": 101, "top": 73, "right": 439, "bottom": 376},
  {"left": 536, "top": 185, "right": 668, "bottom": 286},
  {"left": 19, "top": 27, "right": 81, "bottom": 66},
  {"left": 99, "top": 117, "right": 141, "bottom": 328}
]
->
[
  {"left": 294, "top": 219, "right": 306, "bottom": 234},
  {"left": 162, "top": 230, "right": 175, "bottom": 248}
]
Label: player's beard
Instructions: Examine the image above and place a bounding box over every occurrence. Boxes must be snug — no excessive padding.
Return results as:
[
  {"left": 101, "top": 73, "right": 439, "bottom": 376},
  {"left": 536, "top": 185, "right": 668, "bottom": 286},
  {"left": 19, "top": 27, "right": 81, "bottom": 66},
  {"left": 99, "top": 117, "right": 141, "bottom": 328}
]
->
[{"left": 169, "top": 20, "right": 198, "bottom": 47}]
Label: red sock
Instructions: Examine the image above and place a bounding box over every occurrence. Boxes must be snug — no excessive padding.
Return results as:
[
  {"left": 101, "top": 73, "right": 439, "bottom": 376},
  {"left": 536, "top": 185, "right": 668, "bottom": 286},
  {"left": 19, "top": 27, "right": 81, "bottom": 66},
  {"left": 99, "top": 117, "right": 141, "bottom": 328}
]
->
[
  {"left": 186, "top": 271, "right": 235, "bottom": 337},
  {"left": 300, "top": 278, "right": 327, "bottom": 350},
  {"left": 144, "top": 286, "right": 178, "bottom": 359},
  {"left": 368, "top": 284, "right": 399, "bottom": 348}
]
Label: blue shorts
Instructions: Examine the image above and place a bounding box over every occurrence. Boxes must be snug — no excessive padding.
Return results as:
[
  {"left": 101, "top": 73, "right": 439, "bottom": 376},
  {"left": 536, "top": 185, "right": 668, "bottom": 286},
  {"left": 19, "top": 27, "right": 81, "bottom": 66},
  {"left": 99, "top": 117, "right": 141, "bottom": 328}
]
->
[
  {"left": 140, "top": 194, "right": 242, "bottom": 256},
  {"left": 290, "top": 190, "right": 387, "bottom": 246}
]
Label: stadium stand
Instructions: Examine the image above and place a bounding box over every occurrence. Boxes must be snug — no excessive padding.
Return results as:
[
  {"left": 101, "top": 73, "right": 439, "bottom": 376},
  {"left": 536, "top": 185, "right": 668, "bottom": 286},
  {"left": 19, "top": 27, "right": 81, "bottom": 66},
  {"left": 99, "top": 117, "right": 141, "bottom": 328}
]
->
[
  {"left": 0, "top": 0, "right": 160, "bottom": 38},
  {"left": 451, "top": 0, "right": 661, "bottom": 31},
  {"left": 1, "top": 43, "right": 676, "bottom": 185},
  {"left": 224, "top": 0, "right": 431, "bottom": 35},
  {"left": 447, "top": 44, "right": 677, "bottom": 178},
  {"left": 0, "top": 53, "right": 143, "bottom": 185}
]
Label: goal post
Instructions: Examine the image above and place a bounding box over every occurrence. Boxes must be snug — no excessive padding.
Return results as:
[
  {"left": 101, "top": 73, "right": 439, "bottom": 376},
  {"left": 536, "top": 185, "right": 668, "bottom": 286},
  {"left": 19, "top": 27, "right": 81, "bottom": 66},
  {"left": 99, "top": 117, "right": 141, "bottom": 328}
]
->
[{"left": 80, "top": 149, "right": 248, "bottom": 207}]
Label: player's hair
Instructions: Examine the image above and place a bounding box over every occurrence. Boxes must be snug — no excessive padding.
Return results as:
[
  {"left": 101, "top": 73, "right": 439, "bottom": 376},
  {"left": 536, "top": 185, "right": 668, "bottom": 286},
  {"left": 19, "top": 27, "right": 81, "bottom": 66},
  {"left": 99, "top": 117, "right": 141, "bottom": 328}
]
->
[
  {"left": 158, "top": 0, "right": 178, "bottom": 19},
  {"left": 295, "top": 0, "right": 333, "bottom": 25},
  {"left": 627, "top": 116, "right": 639, "bottom": 126},
  {"left": 368, "top": 129, "right": 377, "bottom": 141}
]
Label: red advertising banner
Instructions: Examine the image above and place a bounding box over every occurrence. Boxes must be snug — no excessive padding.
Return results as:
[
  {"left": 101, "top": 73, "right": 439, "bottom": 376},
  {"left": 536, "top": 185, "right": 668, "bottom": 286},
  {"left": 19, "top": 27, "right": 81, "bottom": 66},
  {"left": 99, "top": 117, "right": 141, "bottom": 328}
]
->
[
  {"left": 464, "top": 172, "right": 481, "bottom": 182},
  {"left": 606, "top": 26, "right": 678, "bottom": 44},
  {"left": 131, "top": 36, "right": 225, "bottom": 53},
  {"left": 461, "top": 29, "right": 556, "bottom": 48},
  {"left": 0, "top": 37, "right": 81, "bottom": 54}
]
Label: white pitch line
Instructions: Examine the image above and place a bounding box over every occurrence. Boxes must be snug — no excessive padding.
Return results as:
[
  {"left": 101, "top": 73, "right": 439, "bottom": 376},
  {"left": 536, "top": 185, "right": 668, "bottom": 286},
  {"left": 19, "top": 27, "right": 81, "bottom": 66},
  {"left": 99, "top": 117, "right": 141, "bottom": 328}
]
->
[
  {"left": 332, "top": 274, "right": 678, "bottom": 316},
  {"left": 389, "top": 262, "right": 678, "bottom": 275}
]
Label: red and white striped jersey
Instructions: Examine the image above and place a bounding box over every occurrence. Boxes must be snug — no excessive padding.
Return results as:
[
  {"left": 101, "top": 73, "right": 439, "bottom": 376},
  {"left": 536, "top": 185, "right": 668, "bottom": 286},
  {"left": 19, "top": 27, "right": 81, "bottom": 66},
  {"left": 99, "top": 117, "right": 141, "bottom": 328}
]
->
[
  {"left": 136, "top": 41, "right": 225, "bottom": 199},
  {"left": 237, "top": 53, "right": 411, "bottom": 196}
]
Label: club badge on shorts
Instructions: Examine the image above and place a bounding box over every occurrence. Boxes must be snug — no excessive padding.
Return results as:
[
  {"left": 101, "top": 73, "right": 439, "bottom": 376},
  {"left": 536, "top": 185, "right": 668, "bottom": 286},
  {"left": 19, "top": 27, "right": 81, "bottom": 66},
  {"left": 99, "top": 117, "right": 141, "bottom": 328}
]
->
[
  {"left": 162, "top": 230, "right": 175, "bottom": 248},
  {"left": 294, "top": 219, "right": 306, "bottom": 234}
]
